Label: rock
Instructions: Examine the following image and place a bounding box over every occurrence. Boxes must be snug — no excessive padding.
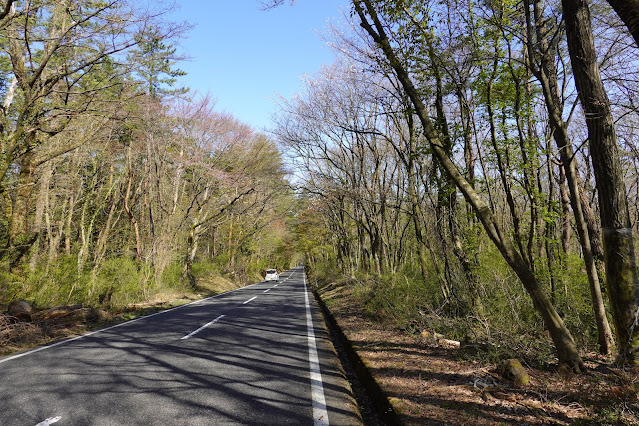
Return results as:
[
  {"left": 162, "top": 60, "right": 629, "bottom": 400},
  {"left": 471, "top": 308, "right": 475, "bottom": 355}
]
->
[
  {"left": 498, "top": 358, "right": 530, "bottom": 386},
  {"left": 86, "top": 308, "right": 112, "bottom": 322},
  {"left": 7, "top": 300, "right": 32, "bottom": 322}
]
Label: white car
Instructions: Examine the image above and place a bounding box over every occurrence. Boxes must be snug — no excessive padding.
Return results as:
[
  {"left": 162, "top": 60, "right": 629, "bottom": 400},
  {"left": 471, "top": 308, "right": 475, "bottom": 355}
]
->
[{"left": 265, "top": 269, "right": 279, "bottom": 282}]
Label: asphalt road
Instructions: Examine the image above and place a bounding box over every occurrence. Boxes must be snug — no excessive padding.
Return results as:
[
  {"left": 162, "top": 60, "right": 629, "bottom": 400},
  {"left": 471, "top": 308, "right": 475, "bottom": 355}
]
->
[{"left": 0, "top": 267, "right": 362, "bottom": 425}]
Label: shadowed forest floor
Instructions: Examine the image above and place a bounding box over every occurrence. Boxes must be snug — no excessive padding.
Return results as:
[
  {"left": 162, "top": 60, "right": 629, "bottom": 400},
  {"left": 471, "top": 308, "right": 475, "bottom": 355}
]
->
[{"left": 317, "top": 283, "right": 639, "bottom": 425}]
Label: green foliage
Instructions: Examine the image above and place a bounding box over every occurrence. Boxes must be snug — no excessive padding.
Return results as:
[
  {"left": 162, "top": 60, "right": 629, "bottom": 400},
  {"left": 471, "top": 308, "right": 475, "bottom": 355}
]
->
[
  {"left": 158, "top": 262, "right": 190, "bottom": 291},
  {"left": 11, "top": 256, "right": 196, "bottom": 309},
  {"left": 309, "top": 230, "right": 607, "bottom": 365},
  {"left": 128, "top": 25, "right": 188, "bottom": 98},
  {"left": 192, "top": 261, "right": 220, "bottom": 278},
  {"left": 550, "top": 254, "right": 604, "bottom": 351},
  {"left": 0, "top": 261, "right": 24, "bottom": 306},
  {"left": 23, "top": 256, "right": 87, "bottom": 307},
  {"left": 91, "top": 258, "right": 148, "bottom": 306},
  {"left": 352, "top": 271, "right": 441, "bottom": 332}
]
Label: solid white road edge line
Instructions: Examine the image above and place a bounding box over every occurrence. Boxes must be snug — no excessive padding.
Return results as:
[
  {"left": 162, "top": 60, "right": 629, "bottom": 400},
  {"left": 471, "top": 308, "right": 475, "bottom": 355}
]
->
[
  {"left": 181, "top": 315, "right": 225, "bottom": 340},
  {"left": 0, "top": 282, "right": 264, "bottom": 365},
  {"left": 304, "top": 273, "right": 330, "bottom": 426},
  {"left": 243, "top": 296, "right": 257, "bottom": 304}
]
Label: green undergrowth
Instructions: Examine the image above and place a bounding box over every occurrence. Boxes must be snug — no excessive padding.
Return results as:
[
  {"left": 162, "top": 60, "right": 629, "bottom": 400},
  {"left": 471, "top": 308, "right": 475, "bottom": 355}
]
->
[
  {"left": 0, "top": 257, "right": 271, "bottom": 356},
  {"left": 0, "top": 256, "right": 250, "bottom": 313},
  {"left": 308, "top": 254, "right": 610, "bottom": 368}
]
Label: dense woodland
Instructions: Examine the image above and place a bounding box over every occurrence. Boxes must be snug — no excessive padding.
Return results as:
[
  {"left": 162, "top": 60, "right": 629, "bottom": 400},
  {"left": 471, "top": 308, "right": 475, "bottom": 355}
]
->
[
  {"left": 272, "top": 0, "right": 639, "bottom": 369},
  {"left": 3, "top": 0, "right": 639, "bottom": 374},
  {"left": 0, "top": 1, "right": 295, "bottom": 311}
]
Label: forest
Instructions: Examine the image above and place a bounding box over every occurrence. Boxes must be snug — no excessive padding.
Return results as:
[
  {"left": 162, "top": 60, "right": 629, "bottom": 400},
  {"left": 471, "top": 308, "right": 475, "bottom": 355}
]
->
[
  {"left": 0, "top": 0, "right": 295, "bottom": 316},
  {"left": 273, "top": 0, "right": 639, "bottom": 371},
  {"left": 2, "top": 0, "right": 639, "bottom": 382}
]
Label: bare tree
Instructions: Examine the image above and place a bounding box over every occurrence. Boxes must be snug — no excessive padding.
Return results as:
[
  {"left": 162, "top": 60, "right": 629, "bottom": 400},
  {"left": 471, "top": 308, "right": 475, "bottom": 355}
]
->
[{"left": 353, "top": 0, "right": 584, "bottom": 370}]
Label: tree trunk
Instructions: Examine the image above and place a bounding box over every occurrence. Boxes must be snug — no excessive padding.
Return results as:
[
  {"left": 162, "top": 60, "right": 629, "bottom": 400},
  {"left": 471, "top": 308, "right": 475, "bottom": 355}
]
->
[
  {"left": 563, "top": 0, "right": 639, "bottom": 364},
  {"left": 578, "top": 179, "right": 604, "bottom": 265},
  {"left": 185, "top": 224, "right": 198, "bottom": 289},
  {"left": 124, "top": 145, "right": 141, "bottom": 260},
  {"left": 605, "top": 0, "right": 639, "bottom": 48},
  {"left": 527, "top": 0, "right": 614, "bottom": 355},
  {"left": 29, "top": 162, "right": 53, "bottom": 271},
  {"left": 354, "top": 0, "right": 584, "bottom": 371},
  {"left": 558, "top": 166, "right": 572, "bottom": 255},
  {"left": 64, "top": 193, "right": 75, "bottom": 256},
  {"left": 407, "top": 137, "right": 431, "bottom": 288},
  {"left": 8, "top": 148, "right": 38, "bottom": 264}
]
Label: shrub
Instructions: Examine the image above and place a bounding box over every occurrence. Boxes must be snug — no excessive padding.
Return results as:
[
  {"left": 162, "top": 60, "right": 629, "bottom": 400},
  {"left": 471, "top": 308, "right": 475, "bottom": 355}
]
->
[{"left": 92, "top": 257, "right": 147, "bottom": 306}]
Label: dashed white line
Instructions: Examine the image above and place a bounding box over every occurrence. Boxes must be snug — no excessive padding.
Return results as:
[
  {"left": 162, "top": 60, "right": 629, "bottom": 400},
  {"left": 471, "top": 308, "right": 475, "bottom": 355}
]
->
[
  {"left": 264, "top": 289, "right": 271, "bottom": 293},
  {"left": 304, "top": 273, "right": 329, "bottom": 426},
  {"left": 181, "top": 315, "right": 225, "bottom": 340},
  {"left": 0, "top": 282, "right": 264, "bottom": 365},
  {"left": 36, "top": 417, "right": 61, "bottom": 426},
  {"left": 243, "top": 296, "right": 257, "bottom": 304}
]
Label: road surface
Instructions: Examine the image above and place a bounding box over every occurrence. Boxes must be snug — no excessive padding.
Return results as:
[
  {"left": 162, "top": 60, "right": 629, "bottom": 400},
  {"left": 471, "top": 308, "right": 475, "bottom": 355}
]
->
[{"left": 0, "top": 267, "right": 361, "bottom": 425}]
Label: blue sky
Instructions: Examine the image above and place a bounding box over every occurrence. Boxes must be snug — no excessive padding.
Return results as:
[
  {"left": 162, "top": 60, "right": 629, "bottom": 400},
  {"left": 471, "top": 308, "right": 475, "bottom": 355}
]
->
[{"left": 169, "top": 1, "right": 350, "bottom": 132}]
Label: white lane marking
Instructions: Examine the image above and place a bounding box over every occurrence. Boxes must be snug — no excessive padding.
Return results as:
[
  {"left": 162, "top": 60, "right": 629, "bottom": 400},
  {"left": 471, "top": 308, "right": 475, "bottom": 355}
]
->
[
  {"left": 274, "top": 284, "right": 278, "bottom": 287},
  {"left": 36, "top": 417, "right": 61, "bottom": 426},
  {"left": 264, "top": 289, "right": 271, "bottom": 293},
  {"left": 304, "top": 273, "right": 329, "bottom": 426},
  {"left": 181, "top": 315, "right": 225, "bottom": 340},
  {"left": 243, "top": 296, "right": 257, "bottom": 305},
  {"left": 0, "top": 282, "right": 264, "bottom": 365}
]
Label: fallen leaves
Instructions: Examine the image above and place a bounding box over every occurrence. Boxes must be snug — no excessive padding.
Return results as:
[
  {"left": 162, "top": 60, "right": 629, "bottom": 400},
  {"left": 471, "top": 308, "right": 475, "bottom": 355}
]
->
[{"left": 319, "top": 284, "right": 639, "bottom": 425}]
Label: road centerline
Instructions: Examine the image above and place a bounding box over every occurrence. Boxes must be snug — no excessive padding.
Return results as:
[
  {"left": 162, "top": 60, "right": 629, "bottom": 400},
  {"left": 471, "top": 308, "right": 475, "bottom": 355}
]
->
[
  {"left": 0, "top": 282, "right": 265, "bottom": 365},
  {"left": 243, "top": 296, "right": 258, "bottom": 304},
  {"left": 181, "top": 314, "right": 225, "bottom": 340},
  {"left": 35, "top": 416, "right": 61, "bottom": 426}
]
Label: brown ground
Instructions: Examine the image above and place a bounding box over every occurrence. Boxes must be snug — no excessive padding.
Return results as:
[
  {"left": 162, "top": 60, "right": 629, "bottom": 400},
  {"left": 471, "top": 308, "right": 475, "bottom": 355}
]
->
[{"left": 318, "top": 283, "right": 639, "bottom": 425}]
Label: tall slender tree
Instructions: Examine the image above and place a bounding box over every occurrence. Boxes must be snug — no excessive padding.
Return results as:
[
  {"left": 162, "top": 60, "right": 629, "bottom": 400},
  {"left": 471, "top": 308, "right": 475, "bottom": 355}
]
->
[
  {"left": 563, "top": 0, "right": 639, "bottom": 364},
  {"left": 353, "top": 0, "right": 584, "bottom": 370}
]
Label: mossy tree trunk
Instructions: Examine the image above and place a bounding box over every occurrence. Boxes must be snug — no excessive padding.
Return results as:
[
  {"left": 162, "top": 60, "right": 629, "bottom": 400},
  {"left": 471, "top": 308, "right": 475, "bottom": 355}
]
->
[{"left": 563, "top": 0, "right": 639, "bottom": 364}]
